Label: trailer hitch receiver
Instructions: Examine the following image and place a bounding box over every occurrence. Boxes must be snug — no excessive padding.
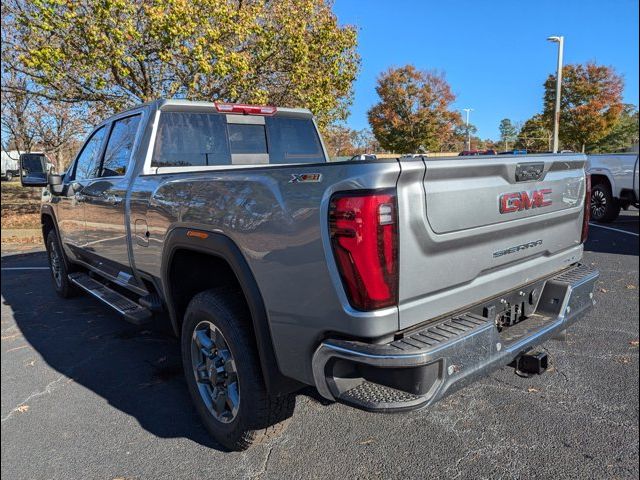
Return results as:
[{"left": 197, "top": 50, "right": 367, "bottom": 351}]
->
[{"left": 511, "top": 351, "right": 549, "bottom": 375}]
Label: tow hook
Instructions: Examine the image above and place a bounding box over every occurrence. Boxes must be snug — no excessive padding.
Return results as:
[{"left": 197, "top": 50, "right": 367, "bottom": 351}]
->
[{"left": 511, "top": 351, "right": 549, "bottom": 375}]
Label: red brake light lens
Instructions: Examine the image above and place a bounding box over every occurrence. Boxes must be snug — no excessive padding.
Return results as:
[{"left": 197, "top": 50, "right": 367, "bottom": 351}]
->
[
  {"left": 581, "top": 174, "right": 591, "bottom": 243},
  {"left": 329, "top": 191, "right": 398, "bottom": 311},
  {"left": 215, "top": 103, "right": 277, "bottom": 115}
]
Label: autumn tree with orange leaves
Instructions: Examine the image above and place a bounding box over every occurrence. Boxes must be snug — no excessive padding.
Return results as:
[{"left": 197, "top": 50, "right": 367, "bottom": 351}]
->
[
  {"left": 543, "top": 63, "right": 624, "bottom": 152},
  {"left": 368, "top": 65, "right": 461, "bottom": 153}
]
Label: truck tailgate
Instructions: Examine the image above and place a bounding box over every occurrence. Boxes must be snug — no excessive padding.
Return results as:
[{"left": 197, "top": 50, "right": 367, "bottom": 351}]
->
[{"left": 396, "top": 154, "right": 588, "bottom": 329}]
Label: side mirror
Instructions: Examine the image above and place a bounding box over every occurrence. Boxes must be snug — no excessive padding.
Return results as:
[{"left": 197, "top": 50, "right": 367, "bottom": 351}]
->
[
  {"left": 20, "top": 153, "right": 48, "bottom": 187},
  {"left": 48, "top": 173, "right": 64, "bottom": 194},
  {"left": 48, "top": 173, "right": 62, "bottom": 186}
]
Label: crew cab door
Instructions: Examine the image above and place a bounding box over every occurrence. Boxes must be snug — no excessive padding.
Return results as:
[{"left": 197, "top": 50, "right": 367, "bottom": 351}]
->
[
  {"left": 56, "top": 125, "right": 107, "bottom": 260},
  {"left": 81, "top": 113, "right": 142, "bottom": 281}
]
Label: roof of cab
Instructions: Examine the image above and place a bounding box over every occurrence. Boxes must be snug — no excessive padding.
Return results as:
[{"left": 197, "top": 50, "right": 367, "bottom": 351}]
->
[
  {"left": 97, "top": 99, "right": 313, "bottom": 127},
  {"left": 155, "top": 99, "right": 312, "bottom": 117}
]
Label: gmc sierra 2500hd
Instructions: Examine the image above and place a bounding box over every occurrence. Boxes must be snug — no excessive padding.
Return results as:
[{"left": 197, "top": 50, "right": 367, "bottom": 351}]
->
[{"left": 22, "top": 100, "right": 599, "bottom": 451}]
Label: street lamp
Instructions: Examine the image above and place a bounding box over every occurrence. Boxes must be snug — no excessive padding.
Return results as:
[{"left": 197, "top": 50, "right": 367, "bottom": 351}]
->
[
  {"left": 547, "top": 35, "right": 564, "bottom": 153},
  {"left": 463, "top": 108, "right": 473, "bottom": 151}
]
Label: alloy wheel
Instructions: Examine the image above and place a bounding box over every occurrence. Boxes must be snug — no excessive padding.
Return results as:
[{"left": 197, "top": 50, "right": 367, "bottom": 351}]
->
[
  {"left": 49, "top": 244, "right": 63, "bottom": 288},
  {"left": 591, "top": 189, "right": 607, "bottom": 219},
  {"left": 190, "top": 321, "right": 240, "bottom": 423}
]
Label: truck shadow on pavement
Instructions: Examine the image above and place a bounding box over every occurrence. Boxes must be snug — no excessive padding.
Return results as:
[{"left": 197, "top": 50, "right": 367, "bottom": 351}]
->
[
  {"left": 2, "top": 251, "right": 224, "bottom": 450},
  {"left": 584, "top": 216, "right": 639, "bottom": 257}
]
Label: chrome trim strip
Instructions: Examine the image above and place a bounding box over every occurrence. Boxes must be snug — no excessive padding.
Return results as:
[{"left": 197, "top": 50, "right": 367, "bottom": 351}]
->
[
  {"left": 69, "top": 276, "right": 139, "bottom": 317},
  {"left": 142, "top": 110, "right": 160, "bottom": 175}
]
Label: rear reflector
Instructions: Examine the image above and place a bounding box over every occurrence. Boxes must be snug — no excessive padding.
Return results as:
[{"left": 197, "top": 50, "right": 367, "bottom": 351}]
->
[
  {"left": 581, "top": 174, "right": 591, "bottom": 243},
  {"left": 329, "top": 190, "right": 398, "bottom": 311},
  {"left": 215, "top": 103, "right": 277, "bottom": 115}
]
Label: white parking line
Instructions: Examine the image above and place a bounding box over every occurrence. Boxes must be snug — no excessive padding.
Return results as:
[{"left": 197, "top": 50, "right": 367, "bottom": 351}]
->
[
  {"left": 1, "top": 267, "right": 50, "bottom": 271},
  {"left": 589, "top": 223, "right": 639, "bottom": 237}
]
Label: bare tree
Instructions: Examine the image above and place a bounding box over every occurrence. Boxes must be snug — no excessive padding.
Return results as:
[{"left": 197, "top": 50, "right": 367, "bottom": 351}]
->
[
  {"left": 0, "top": 72, "right": 39, "bottom": 153},
  {"left": 1, "top": 71, "right": 89, "bottom": 169}
]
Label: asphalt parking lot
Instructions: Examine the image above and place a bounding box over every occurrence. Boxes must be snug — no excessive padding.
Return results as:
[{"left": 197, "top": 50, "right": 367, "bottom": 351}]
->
[{"left": 1, "top": 210, "right": 638, "bottom": 480}]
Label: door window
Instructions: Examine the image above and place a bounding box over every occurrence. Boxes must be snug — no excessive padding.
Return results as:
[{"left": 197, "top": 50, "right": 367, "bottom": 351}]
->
[
  {"left": 73, "top": 126, "right": 106, "bottom": 180},
  {"left": 101, "top": 114, "right": 141, "bottom": 177}
]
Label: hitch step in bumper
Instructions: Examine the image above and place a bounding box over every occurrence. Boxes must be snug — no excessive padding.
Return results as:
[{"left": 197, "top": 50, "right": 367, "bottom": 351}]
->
[{"left": 312, "top": 263, "right": 598, "bottom": 412}]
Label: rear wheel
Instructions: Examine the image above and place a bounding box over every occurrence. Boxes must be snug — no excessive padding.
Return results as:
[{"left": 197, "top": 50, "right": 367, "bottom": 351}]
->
[
  {"left": 45, "top": 230, "right": 78, "bottom": 298},
  {"left": 181, "top": 289, "right": 295, "bottom": 451},
  {"left": 590, "top": 183, "right": 620, "bottom": 223},
  {"left": 5, "top": 171, "right": 13, "bottom": 181}
]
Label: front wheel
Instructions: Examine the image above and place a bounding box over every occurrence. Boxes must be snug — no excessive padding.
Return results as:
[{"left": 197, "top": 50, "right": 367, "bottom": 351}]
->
[
  {"left": 4, "top": 171, "right": 13, "bottom": 181},
  {"left": 45, "top": 230, "right": 78, "bottom": 298},
  {"left": 590, "top": 183, "right": 620, "bottom": 223},
  {"left": 181, "top": 289, "right": 295, "bottom": 451}
]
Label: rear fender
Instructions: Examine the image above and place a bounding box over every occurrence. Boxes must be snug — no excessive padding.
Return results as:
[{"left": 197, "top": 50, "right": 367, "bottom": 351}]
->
[{"left": 160, "top": 227, "right": 300, "bottom": 395}]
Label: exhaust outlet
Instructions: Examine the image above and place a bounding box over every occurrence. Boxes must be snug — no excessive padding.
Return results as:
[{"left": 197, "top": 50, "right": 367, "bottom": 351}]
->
[{"left": 511, "top": 351, "right": 549, "bottom": 375}]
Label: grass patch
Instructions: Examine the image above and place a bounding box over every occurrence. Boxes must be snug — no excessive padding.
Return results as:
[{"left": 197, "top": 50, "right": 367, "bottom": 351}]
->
[
  {"left": 1, "top": 180, "right": 43, "bottom": 242},
  {"left": 2, "top": 213, "right": 41, "bottom": 229}
]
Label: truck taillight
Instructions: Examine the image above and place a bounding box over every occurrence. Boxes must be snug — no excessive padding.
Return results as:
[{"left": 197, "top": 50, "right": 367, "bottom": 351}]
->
[
  {"left": 215, "top": 103, "right": 277, "bottom": 115},
  {"left": 581, "top": 174, "right": 591, "bottom": 243},
  {"left": 329, "top": 191, "right": 398, "bottom": 311}
]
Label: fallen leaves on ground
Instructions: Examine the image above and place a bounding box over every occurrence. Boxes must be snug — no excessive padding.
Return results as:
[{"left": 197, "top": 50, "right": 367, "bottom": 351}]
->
[
  {"left": 1, "top": 213, "right": 41, "bottom": 229},
  {"left": 626, "top": 284, "right": 637, "bottom": 290},
  {"left": 16, "top": 405, "right": 29, "bottom": 413},
  {"left": 629, "top": 340, "right": 639, "bottom": 347},
  {"left": 0, "top": 234, "right": 43, "bottom": 246},
  {"left": 527, "top": 387, "right": 540, "bottom": 393}
]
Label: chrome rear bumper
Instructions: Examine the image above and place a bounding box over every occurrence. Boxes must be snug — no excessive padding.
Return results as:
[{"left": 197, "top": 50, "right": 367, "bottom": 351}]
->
[{"left": 312, "top": 263, "right": 599, "bottom": 412}]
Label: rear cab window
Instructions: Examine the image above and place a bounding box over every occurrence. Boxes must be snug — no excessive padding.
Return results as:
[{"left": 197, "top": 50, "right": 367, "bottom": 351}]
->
[
  {"left": 152, "top": 112, "right": 230, "bottom": 168},
  {"left": 266, "top": 117, "right": 324, "bottom": 164},
  {"left": 150, "top": 108, "right": 326, "bottom": 170}
]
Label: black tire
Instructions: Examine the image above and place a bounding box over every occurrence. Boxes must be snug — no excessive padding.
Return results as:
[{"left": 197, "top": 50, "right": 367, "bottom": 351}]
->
[
  {"left": 5, "top": 171, "right": 13, "bottom": 181},
  {"left": 45, "top": 230, "right": 78, "bottom": 298},
  {"left": 590, "top": 183, "right": 620, "bottom": 223},
  {"left": 181, "top": 288, "right": 295, "bottom": 451}
]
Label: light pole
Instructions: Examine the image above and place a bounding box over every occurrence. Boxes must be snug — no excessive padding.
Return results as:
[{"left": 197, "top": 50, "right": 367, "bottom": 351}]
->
[
  {"left": 547, "top": 35, "right": 564, "bottom": 153},
  {"left": 463, "top": 108, "right": 473, "bottom": 151}
]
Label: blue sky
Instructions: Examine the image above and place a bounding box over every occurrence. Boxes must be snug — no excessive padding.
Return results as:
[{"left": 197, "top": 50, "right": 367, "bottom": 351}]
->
[{"left": 333, "top": 0, "right": 639, "bottom": 139}]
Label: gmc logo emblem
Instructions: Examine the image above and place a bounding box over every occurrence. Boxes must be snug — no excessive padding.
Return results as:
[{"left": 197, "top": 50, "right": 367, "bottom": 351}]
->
[{"left": 499, "top": 189, "right": 552, "bottom": 214}]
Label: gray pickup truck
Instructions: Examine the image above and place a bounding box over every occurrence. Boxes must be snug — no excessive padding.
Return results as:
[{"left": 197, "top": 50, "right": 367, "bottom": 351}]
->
[{"left": 21, "top": 100, "right": 598, "bottom": 451}]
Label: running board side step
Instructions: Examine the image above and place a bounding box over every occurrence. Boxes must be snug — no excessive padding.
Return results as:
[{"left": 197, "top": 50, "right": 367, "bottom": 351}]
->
[{"left": 68, "top": 272, "right": 152, "bottom": 325}]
